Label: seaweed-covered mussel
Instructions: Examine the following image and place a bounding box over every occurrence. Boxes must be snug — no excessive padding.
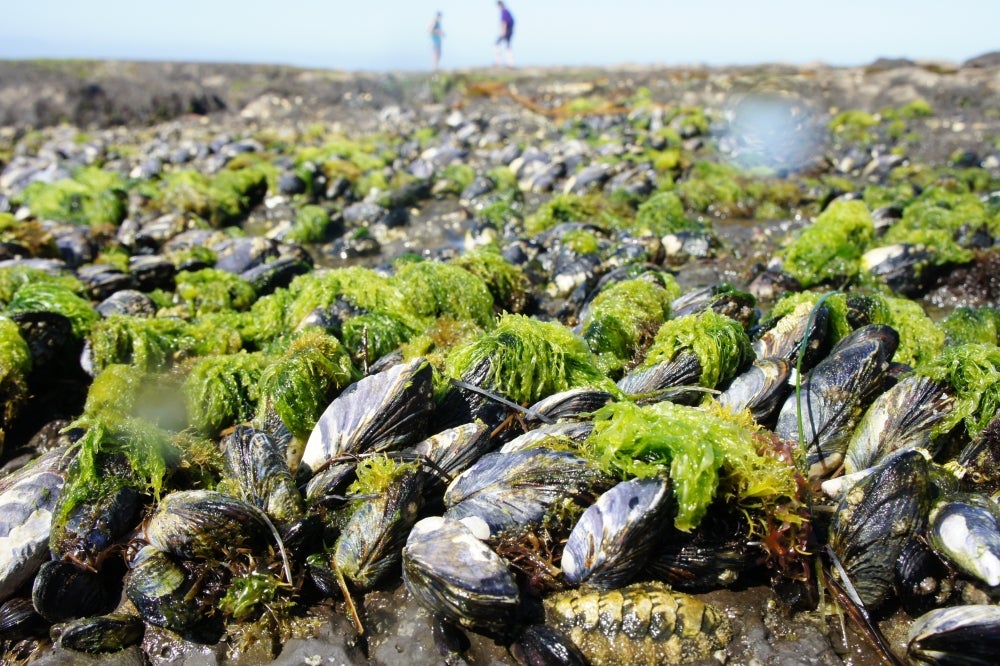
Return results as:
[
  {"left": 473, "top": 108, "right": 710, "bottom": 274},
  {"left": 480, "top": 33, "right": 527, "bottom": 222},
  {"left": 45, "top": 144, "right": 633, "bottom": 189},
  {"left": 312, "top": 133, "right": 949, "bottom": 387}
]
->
[
  {"left": 402, "top": 516, "right": 520, "bottom": 636},
  {"left": 717, "top": 358, "right": 792, "bottom": 424},
  {"left": 561, "top": 476, "right": 671, "bottom": 589},
  {"left": 926, "top": 494, "right": 1000, "bottom": 587},
  {"left": 543, "top": 581, "right": 733, "bottom": 666},
  {"left": 774, "top": 324, "right": 899, "bottom": 480},
  {"left": 300, "top": 358, "right": 434, "bottom": 474},
  {"left": 443, "top": 447, "right": 611, "bottom": 537},
  {"left": 828, "top": 449, "right": 931, "bottom": 610},
  {"left": 906, "top": 604, "right": 1000, "bottom": 666},
  {"left": 0, "top": 445, "right": 75, "bottom": 601},
  {"left": 143, "top": 490, "right": 273, "bottom": 560}
]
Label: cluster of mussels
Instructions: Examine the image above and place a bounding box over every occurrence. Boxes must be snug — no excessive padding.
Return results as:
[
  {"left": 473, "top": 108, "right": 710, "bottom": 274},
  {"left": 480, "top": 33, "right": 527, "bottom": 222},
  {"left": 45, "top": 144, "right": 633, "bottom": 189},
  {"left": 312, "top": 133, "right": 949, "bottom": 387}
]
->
[{"left": 1, "top": 72, "right": 1000, "bottom": 665}]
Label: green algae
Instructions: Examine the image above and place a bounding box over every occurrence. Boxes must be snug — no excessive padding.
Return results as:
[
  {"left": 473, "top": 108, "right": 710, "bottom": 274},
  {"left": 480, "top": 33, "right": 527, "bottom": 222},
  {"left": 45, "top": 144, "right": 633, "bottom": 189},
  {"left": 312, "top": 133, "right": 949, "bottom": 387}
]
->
[
  {"left": 633, "top": 191, "right": 703, "bottom": 236},
  {"left": 0, "top": 213, "right": 57, "bottom": 257},
  {"left": 450, "top": 245, "right": 529, "bottom": 314},
  {"left": 17, "top": 166, "right": 127, "bottom": 226},
  {"left": 779, "top": 199, "right": 875, "bottom": 287},
  {"left": 174, "top": 268, "right": 257, "bottom": 317},
  {"left": 581, "top": 400, "right": 801, "bottom": 532},
  {"left": 0, "top": 318, "right": 31, "bottom": 441},
  {"left": 0, "top": 266, "right": 85, "bottom": 306},
  {"left": 287, "top": 205, "right": 334, "bottom": 244},
  {"left": 340, "top": 313, "right": 415, "bottom": 368},
  {"left": 828, "top": 109, "right": 879, "bottom": 144},
  {"left": 940, "top": 307, "right": 1000, "bottom": 347},
  {"left": 220, "top": 572, "right": 288, "bottom": 621},
  {"left": 6, "top": 282, "right": 99, "bottom": 338},
  {"left": 162, "top": 165, "right": 269, "bottom": 227},
  {"left": 445, "top": 313, "right": 619, "bottom": 405},
  {"left": 258, "top": 330, "right": 357, "bottom": 440},
  {"left": 915, "top": 343, "right": 1000, "bottom": 437},
  {"left": 184, "top": 352, "right": 269, "bottom": 435},
  {"left": 639, "top": 309, "right": 753, "bottom": 390},
  {"left": 524, "top": 193, "right": 600, "bottom": 236},
  {"left": 769, "top": 291, "right": 852, "bottom": 345},
  {"left": 581, "top": 277, "right": 677, "bottom": 377},
  {"left": 392, "top": 261, "right": 496, "bottom": 329},
  {"left": 881, "top": 295, "right": 944, "bottom": 367}
]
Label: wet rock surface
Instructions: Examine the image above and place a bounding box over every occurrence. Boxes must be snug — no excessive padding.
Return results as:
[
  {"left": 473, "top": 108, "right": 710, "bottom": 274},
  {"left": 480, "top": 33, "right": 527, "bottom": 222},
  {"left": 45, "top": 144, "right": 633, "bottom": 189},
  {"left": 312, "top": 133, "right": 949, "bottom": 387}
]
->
[{"left": 1, "top": 56, "right": 1000, "bottom": 665}]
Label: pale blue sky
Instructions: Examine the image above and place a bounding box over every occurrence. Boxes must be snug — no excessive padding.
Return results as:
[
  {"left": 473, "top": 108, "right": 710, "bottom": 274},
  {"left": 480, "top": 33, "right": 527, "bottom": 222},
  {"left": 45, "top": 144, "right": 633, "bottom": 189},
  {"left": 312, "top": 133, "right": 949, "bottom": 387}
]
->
[{"left": 2, "top": 1, "right": 997, "bottom": 72}]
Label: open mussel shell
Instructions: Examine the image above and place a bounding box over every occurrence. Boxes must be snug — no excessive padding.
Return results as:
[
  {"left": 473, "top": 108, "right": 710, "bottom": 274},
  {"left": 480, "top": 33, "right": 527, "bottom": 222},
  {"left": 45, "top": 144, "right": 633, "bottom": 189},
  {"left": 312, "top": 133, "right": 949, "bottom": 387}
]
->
[
  {"left": 561, "top": 476, "right": 671, "bottom": 589},
  {"left": 144, "top": 489, "right": 272, "bottom": 560},
  {"left": 300, "top": 358, "right": 434, "bottom": 473},
  {"left": 717, "top": 358, "right": 792, "bottom": 425},
  {"left": 31, "top": 559, "right": 117, "bottom": 623},
  {"left": 828, "top": 449, "right": 931, "bottom": 610},
  {"left": 927, "top": 495, "right": 1000, "bottom": 587},
  {"left": 402, "top": 516, "right": 520, "bottom": 636},
  {"left": 844, "top": 374, "right": 953, "bottom": 475},
  {"left": 543, "top": 581, "right": 733, "bottom": 666},
  {"left": 54, "top": 613, "right": 144, "bottom": 654},
  {"left": 774, "top": 324, "right": 898, "bottom": 480},
  {"left": 442, "top": 448, "right": 611, "bottom": 536},
  {"left": 0, "top": 445, "right": 75, "bottom": 602},
  {"left": 906, "top": 605, "right": 1000, "bottom": 666}
]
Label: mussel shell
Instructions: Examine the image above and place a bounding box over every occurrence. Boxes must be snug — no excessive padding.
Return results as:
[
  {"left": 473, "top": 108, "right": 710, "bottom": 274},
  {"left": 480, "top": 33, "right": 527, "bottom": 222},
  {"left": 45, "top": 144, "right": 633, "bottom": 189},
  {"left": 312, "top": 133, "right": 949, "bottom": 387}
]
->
[
  {"left": 301, "top": 358, "right": 434, "bottom": 473},
  {"left": 894, "top": 538, "right": 953, "bottom": 618},
  {"left": 512, "top": 624, "right": 590, "bottom": 666},
  {"left": 0, "top": 597, "right": 46, "bottom": 640},
  {"left": 774, "top": 324, "right": 899, "bottom": 480},
  {"left": 405, "top": 422, "right": 493, "bottom": 481},
  {"left": 54, "top": 613, "right": 145, "bottom": 653},
  {"left": 616, "top": 350, "right": 701, "bottom": 397},
  {"left": 240, "top": 254, "right": 311, "bottom": 295},
  {"left": 907, "top": 605, "right": 1000, "bottom": 666},
  {"left": 752, "top": 301, "right": 830, "bottom": 370},
  {"left": 443, "top": 448, "right": 611, "bottom": 536},
  {"left": 499, "top": 421, "right": 594, "bottom": 454},
  {"left": 927, "top": 495, "right": 1000, "bottom": 587},
  {"left": 844, "top": 374, "right": 953, "bottom": 475},
  {"left": 525, "top": 387, "right": 615, "bottom": 424},
  {"left": 144, "top": 489, "right": 272, "bottom": 560},
  {"left": 333, "top": 468, "right": 424, "bottom": 591},
  {"left": 10, "top": 311, "right": 74, "bottom": 370},
  {"left": 401, "top": 516, "right": 520, "bottom": 635},
  {"left": 543, "top": 581, "right": 733, "bottom": 666},
  {"left": 125, "top": 546, "right": 227, "bottom": 636},
  {"left": 0, "top": 445, "right": 75, "bottom": 602},
  {"left": 31, "top": 560, "right": 116, "bottom": 623},
  {"left": 561, "top": 476, "right": 671, "bottom": 589},
  {"left": 95, "top": 289, "right": 157, "bottom": 318},
  {"left": 221, "top": 425, "right": 304, "bottom": 525},
  {"left": 717, "top": 358, "right": 792, "bottom": 424},
  {"left": 828, "top": 449, "right": 931, "bottom": 609}
]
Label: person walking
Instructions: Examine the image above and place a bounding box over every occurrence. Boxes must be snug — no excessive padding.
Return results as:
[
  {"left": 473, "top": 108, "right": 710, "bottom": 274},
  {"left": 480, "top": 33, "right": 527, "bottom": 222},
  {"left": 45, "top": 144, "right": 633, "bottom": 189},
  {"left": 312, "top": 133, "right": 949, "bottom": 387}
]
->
[
  {"left": 429, "top": 11, "right": 444, "bottom": 70},
  {"left": 495, "top": 2, "right": 514, "bottom": 67}
]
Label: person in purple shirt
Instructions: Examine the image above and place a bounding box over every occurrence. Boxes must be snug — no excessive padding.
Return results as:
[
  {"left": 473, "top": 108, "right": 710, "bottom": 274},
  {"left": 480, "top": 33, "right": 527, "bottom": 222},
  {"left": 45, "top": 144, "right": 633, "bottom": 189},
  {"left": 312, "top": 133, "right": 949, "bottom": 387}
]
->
[{"left": 495, "top": 2, "right": 515, "bottom": 66}]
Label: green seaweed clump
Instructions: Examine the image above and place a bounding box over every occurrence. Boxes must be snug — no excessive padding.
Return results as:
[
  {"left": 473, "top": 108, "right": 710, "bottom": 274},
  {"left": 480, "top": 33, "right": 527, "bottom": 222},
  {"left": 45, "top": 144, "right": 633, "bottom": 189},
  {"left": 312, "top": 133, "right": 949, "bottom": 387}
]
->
[
  {"left": 184, "top": 352, "right": 270, "bottom": 435},
  {"left": 17, "top": 166, "right": 127, "bottom": 226},
  {"left": 82, "top": 364, "right": 186, "bottom": 430},
  {"left": 524, "top": 193, "right": 601, "bottom": 236},
  {"left": 581, "top": 401, "right": 801, "bottom": 532},
  {"left": 915, "top": 343, "right": 1000, "bottom": 438},
  {"left": 258, "top": 330, "right": 357, "bottom": 440},
  {"left": 0, "top": 318, "right": 31, "bottom": 444},
  {"left": 392, "top": 261, "right": 496, "bottom": 329},
  {"left": 445, "top": 313, "right": 618, "bottom": 405},
  {"left": 162, "top": 165, "right": 269, "bottom": 227},
  {"left": 87, "top": 315, "right": 242, "bottom": 374},
  {"left": 880, "top": 295, "right": 944, "bottom": 367},
  {"left": 639, "top": 309, "right": 753, "bottom": 390},
  {"left": 6, "top": 282, "right": 99, "bottom": 338},
  {"left": 779, "top": 200, "right": 875, "bottom": 288},
  {"left": 633, "top": 191, "right": 702, "bottom": 236},
  {"left": 450, "top": 245, "right": 529, "bottom": 314},
  {"left": 220, "top": 572, "right": 288, "bottom": 621},
  {"left": 287, "top": 205, "right": 334, "bottom": 244},
  {"left": 940, "top": 307, "right": 1000, "bottom": 347},
  {"left": 174, "top": 268, "right": 258, "bottom": 317},
  {"left": 581, "top": 277, "right": 676, "bottom": 377}
]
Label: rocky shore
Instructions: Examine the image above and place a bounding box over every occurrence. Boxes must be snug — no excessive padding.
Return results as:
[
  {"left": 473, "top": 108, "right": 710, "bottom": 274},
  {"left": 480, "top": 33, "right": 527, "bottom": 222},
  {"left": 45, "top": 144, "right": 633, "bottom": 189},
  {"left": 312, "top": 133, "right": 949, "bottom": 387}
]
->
[{"left": 1, "top": 56, "right": 1000, "bottom": 665}]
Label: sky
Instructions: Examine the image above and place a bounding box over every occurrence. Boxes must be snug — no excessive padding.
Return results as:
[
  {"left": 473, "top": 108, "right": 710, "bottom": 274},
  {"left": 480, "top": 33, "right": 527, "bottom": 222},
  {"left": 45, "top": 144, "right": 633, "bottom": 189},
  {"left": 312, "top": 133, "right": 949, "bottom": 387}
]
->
[{"left": 2, "top": 1, "right": 997, "bottom": 72}]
